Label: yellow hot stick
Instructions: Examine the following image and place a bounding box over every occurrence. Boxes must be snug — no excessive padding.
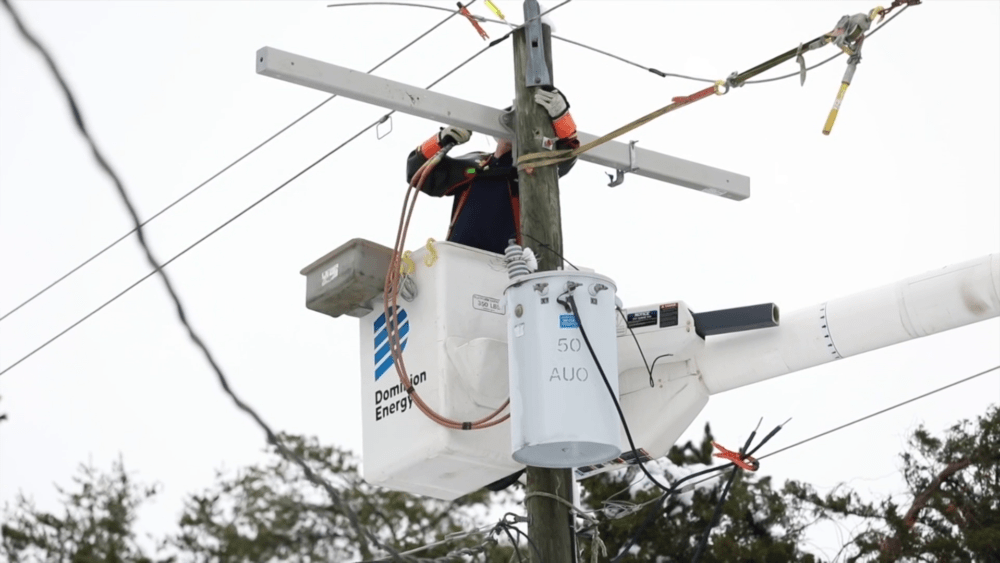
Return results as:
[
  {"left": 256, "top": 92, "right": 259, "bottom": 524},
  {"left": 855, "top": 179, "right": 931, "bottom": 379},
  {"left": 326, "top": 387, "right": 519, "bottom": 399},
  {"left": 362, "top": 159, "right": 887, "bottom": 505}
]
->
[
  {"left": 823, "top": 57, "right": 859, "bottom": 136},
  {"left": 484, "top": 0, "right": 505, "bottom": 20},
  {"left": 822, "top": 82, "right": 850, "bottom": 136}
]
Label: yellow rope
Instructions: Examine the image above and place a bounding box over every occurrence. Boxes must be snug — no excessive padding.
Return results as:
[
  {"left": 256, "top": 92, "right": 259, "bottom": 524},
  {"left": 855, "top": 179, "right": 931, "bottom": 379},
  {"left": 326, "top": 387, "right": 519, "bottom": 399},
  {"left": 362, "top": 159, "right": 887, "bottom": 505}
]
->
[{"left": 516, "top": 84, "right": 718, "bottom": 170}]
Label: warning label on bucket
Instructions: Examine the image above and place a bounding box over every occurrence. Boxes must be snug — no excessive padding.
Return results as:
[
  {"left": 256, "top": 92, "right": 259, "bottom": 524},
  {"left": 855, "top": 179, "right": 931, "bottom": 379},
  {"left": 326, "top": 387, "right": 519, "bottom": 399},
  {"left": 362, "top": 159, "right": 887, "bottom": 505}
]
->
[{"left": 626, "top": 310, "right": 657, "bottom": 329}]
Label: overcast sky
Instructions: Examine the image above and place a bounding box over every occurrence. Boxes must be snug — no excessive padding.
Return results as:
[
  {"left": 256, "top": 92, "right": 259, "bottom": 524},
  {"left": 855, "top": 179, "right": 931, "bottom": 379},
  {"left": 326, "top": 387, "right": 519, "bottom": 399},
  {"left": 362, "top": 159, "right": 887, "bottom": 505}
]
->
[{"left": 1, "top": 1, "right": 998, "bottom": 559}]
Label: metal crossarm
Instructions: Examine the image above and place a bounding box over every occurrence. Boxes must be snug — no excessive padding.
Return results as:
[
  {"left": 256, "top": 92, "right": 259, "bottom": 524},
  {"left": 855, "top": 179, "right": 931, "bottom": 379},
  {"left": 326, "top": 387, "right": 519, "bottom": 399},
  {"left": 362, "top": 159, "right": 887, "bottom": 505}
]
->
[{"left": 256, "top": 46, "right": 750, "bottom": 200}]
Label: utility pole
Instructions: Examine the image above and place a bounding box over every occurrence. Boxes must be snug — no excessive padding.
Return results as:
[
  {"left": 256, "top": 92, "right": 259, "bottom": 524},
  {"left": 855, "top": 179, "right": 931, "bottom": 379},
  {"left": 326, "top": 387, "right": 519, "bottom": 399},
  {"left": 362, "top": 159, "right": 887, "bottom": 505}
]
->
[{"left": 513, "top": 14, "right": 575, "bottom": 563}]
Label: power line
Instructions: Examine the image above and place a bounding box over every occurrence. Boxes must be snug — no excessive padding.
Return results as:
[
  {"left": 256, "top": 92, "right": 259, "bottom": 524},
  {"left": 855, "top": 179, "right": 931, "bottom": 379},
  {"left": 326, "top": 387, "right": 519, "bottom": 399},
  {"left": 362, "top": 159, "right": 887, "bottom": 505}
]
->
[
  {"left": 0, "top": 119, "right": 379, "bottom": 377},
  {"left": 0, "top": 0, "right": 476, "bottom": 323},
  {"left": 758, "top": 365, "right": 1000, "bottom": 461},
  {"left": 0, "top": 1, "right": 406, "bottom": 560},
  {"left": 326, "top": 1, "right": 715, "bottom": 82},
  {"left": 743, "top": 5, "right": 910, "bottom": 84},
  {"left": 326, "top": 1, "right": 911, "bottom": 88},
  {"left": 602, "top": 365, "right": 998, "bottom": 560},
  {"left": 559, "top": 4, "right": 912, "bottom": 86}
]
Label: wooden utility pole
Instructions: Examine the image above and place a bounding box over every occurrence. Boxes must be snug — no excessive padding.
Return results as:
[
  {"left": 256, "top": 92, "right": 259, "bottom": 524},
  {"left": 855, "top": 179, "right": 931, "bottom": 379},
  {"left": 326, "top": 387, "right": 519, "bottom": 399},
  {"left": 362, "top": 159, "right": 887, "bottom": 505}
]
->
[{"left": 513, "top": 21, "right": 576, "bottom": 563}]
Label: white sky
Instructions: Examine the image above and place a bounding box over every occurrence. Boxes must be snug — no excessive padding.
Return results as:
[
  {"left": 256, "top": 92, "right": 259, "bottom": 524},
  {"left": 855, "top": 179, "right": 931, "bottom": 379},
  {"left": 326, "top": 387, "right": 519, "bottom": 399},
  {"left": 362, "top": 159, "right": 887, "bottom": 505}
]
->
[{"left": 1, "top": 1, "right": 998, "bottom": 559}]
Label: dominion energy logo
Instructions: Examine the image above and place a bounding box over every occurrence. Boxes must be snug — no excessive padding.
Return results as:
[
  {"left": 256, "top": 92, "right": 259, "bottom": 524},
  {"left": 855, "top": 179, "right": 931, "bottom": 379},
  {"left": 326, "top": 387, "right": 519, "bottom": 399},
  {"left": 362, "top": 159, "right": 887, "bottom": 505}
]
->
[{"left": 373, "top": 308, "right": 408, "bottom": 381}]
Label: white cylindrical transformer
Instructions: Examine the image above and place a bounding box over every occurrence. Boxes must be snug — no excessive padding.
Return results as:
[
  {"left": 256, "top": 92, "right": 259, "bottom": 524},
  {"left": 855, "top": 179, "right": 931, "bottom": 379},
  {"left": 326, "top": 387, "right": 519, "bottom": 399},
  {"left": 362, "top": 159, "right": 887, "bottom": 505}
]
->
[{"left": 505, "top": 270, "right": 621, "bottom": 468}]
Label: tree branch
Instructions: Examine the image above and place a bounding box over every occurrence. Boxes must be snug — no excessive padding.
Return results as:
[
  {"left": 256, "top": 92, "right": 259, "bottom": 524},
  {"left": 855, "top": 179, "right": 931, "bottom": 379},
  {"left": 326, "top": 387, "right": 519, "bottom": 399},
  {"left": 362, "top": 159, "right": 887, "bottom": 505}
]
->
[{"left": 880, "top": 458, "right": 972, "bottom": 561}]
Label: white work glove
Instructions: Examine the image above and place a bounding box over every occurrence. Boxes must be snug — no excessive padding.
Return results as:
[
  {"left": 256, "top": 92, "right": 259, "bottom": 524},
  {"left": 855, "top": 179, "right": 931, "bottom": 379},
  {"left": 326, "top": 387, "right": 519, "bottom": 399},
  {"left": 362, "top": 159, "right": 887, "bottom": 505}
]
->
[
  {"left": 438, "top": 125, "right": 472, "bottom": 146},
  {"left": 533, "top": 87, "right": 569, "bottom": 119}
]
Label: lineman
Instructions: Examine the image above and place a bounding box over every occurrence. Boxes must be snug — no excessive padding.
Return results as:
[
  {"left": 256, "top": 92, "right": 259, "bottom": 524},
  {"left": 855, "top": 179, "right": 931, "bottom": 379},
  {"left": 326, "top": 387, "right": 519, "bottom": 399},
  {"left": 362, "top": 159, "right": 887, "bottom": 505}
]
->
[{"left": 405, "top": 88, "right": 579, "bottom": 255}]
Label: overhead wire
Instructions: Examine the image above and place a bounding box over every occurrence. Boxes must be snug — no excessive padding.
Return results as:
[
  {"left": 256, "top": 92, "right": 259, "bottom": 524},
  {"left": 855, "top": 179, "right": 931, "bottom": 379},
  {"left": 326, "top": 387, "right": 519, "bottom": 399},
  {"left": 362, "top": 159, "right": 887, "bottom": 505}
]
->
[
  {"left": 515, "top": 3, "right": 918, "bottom": 171},
  {"left": 554, "top": 3, "right": 912, "bottom": 86},
  {"left": 0, "top": 0, "right": 580, "bottom": 377},
  {"left": 362, "top": 513, "right": 539, "bottom": 563},
  {"left": 610, "top": 418, "right": 787, "bottom": 562},
  {"left": 690, "top": 422, "right": 760, "bottom": 563},
  {"left": 327, "top": 1, "right": 715, "bottom": 82},
  {"left": 744, "top": 4, "right": 910, "bottom": 84},
  {"left": 328, "top": 1, "right": 911, "bottom": 88},
  {"left": 0, "top": 1, "right": 410, "bottom": 560},
  {"left": 0, "top": 119, "right": 380, "bottom": 377},
  {"left": 365, "top": 522, "right": 496, "bottom": 561},
  {"left": 758, "top": 365, "right": 1000, "bottom": 461},
  {"left": 0, "top": 0, "right": 478, "bottom": 323},
  {"left": 519, "top": 231, "right": 580, "bottom": 270},
  {"left": 601, "top": 365, "right": 998, "bottom": 559},
  {"left": 564, "top": 293, "right": 780, "bottom": 502}
]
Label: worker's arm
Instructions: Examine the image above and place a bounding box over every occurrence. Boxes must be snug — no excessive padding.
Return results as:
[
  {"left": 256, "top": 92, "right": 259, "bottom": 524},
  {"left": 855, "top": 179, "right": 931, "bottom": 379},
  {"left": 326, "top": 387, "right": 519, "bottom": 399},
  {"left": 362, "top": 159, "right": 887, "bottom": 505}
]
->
[
  {"left": 405, "top": 126, "right": 478, "bottom": 197},
  {"left": 537, "top": 88, "right": 581, "bottom": 178}
]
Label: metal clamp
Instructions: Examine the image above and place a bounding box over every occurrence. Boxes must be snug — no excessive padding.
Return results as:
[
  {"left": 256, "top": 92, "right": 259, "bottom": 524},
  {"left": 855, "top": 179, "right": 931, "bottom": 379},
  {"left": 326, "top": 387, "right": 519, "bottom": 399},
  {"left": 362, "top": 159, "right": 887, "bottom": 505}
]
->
[
  {"left": 400, "top": 274, "right": 418, "bottom": 302},
  {"left": 606, "top": 140, "right": 639, "bottom": 187},
  {"left": 523, "top": 0, "right": 551, "bottom": 87}
]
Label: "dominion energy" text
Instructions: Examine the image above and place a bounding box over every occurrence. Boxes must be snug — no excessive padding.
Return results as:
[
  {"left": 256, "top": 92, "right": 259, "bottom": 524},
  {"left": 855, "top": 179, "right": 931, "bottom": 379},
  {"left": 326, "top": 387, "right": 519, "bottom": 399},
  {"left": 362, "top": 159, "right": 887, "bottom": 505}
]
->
[{"left": 374, "top": 371, "right": 427, "bottom": 421}]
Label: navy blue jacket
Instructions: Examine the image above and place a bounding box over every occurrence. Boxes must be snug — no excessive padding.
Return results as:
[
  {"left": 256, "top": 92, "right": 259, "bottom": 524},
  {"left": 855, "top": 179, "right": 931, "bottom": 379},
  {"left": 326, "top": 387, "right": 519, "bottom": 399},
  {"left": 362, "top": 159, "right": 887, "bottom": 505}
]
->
[{"left": 406, "top": 141, "right": 579, "bottom": 255}]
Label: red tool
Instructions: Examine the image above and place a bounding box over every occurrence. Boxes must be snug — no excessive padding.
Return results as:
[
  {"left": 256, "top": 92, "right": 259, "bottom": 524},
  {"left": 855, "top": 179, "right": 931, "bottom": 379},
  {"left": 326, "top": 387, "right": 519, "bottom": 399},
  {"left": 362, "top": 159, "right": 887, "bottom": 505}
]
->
[
  {"left": 711, "top": 441, "right": 760, "bottom": 471},
  {"left": 457, "top": 2, "right": 489, "bottom": 40}
]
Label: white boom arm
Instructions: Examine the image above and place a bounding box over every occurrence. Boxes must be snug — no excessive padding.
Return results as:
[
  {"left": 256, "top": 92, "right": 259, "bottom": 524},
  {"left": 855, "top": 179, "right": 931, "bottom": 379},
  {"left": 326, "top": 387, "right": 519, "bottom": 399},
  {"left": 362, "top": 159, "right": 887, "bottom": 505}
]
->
[
  {"left": 697, "top": 253, "right": 1000, "bottom": 394},
  {"left": 603, "top": 253, "right": 1000, "bottom": 473}
]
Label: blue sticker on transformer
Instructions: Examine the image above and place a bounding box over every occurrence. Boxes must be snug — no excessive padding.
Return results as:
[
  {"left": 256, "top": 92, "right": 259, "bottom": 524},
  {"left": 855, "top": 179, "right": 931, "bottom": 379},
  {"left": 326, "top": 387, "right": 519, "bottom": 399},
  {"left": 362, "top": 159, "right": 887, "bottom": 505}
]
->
[{"left": 559, "top": 314, "right": 579, "bottom": 329}]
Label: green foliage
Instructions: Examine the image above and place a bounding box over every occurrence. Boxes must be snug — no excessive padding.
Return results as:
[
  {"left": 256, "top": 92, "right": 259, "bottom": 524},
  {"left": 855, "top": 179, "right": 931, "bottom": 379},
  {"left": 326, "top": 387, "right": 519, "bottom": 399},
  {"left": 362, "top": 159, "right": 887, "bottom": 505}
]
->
[
  {"left": 581, "top": 424, "right": 818, "bottom": 562},
  {"left": 7, "top": 407, "right": 996, "bottom": 562},
  {"left": 1, "top": 457, "right": 164, "bottom": 563},
  {"left": 785, "top": 405, "right": 1000, "bottom": 562},
  {"left": 2, "top": 434, "right": 520, "bottom": 562},
  {"left": 168, "top": 433, "right": 515, "bottom": 561}
]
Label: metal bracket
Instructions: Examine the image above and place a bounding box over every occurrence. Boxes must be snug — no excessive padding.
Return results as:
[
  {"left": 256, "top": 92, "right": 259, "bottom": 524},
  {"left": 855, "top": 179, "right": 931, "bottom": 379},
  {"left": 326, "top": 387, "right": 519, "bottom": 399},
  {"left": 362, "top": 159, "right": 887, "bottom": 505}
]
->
[
  {"left": 376, "top": 114, "right": 393, "bottom": 140},
  {"left": 522, "top": 0, "right": 551, "bottom": 87},
  {"left": 399, "top": 274, "right": 418, "bottom": 302},
  {"left": 606, "top": 140, "right": 639, "bottom": 187},
  {"left": 795, "top": 43, "right": 807, "bottom": 86},
  {"left": 499, "top": 107, "right": 516, "bottom": 134}
]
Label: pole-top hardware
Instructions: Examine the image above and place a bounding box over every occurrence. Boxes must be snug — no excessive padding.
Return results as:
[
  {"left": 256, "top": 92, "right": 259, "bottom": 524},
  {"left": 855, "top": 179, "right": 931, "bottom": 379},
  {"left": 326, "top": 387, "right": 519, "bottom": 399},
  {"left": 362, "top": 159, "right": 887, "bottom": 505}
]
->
[
  {"left": 499, "top": 106, "right": 516, "bottom": 134},
  {"left": 606, "top": 140, "right": 639, "bottom": 187},
  {"left": 522, "top": 0, "right": 551, "bottom": 87},
  {"left": 376, "top": 114, "right": 393, "bottom": 140}
]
